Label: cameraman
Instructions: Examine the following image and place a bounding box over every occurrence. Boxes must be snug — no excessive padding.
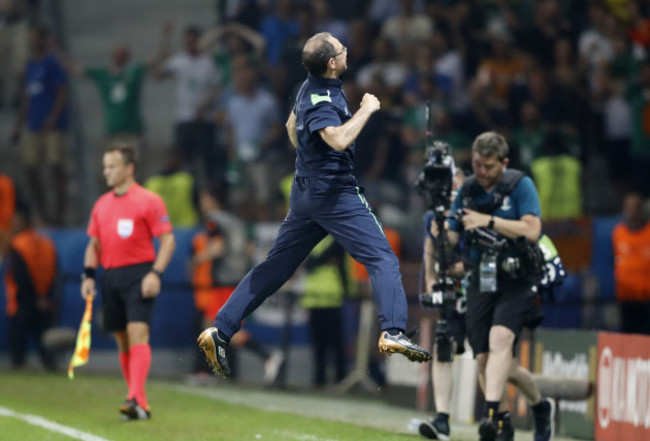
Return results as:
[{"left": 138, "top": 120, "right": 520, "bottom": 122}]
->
[
  {"left": 444, "top": 132, "right": 553, "bottom": 441},
  {"left": 418, "top": 169, "right": 467, "bottom": 440}
]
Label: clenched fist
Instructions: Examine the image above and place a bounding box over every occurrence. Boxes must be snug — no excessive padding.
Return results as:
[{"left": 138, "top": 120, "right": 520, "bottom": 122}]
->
[{"left": 360, "top": 93, "right": 380, "bottom": 113}]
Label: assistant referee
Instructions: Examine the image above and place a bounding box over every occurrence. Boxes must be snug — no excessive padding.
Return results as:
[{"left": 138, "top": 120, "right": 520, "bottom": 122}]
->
[{"left": 81, "top": 143, "right": 175, "bottom": 421}]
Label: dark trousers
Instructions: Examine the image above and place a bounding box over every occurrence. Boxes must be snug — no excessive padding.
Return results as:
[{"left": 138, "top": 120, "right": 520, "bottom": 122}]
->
[
  {"left": 8, "top": 311, "right": 56, "bottom": 370},
  {"left": 215, "top": 176, "right": 408, "bottom": 337},
  {"left": 309, "top": 307, "right": 346, "bottom": 385}
]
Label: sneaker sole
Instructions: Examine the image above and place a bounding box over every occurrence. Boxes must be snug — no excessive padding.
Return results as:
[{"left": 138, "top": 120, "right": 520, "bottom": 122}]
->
[
  {"left": 378, "top": 341, "right": 432, "bottom": 363},
  {"left": 197, "top": 328, "right": 228, "bottom": 378}
]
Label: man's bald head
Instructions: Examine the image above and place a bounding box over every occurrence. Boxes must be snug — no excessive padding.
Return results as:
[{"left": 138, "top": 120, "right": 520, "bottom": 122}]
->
[{"left": 302, "top": 32, "right": 337, "bottom": 76}]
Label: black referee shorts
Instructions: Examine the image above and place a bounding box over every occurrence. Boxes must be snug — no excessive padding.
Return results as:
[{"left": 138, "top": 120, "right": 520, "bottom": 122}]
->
[
  {"left": 101, "top": 262, "right": 155, "bottom": 333},
  {"left": 466, "top": 273, "right": 537, "bottom": 357}
]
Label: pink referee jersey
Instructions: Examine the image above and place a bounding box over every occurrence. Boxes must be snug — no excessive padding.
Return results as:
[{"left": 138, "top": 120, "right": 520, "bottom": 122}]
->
[{"left": 87, "top": 184, "right": 173, "bottom": 269}]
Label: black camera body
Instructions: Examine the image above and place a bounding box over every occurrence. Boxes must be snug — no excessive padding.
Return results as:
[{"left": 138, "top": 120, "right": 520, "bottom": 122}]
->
[
  {"left": 419, "top": 277, "right": 460, "bottom": 363},
  {"left": 415, "top": 141, "right": 455, "bottom": 212},
  {"left": 465, "top": 223, "right": 546, "bottom": 281},
  {"left": 465, "top": 224, "right": 510, "bottom": 254},
  {"left": 419, "top": 277, "right": 459, "bottom": 309},
  {"left": 415, "top": 140, "right": 458, "bottom": 311},
  {"left": 415, "top": 138, "right": 458, "bottom": 363}
]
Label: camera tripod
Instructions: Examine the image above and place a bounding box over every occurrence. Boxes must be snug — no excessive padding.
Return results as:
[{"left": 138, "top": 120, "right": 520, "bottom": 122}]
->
[{"left": 424, "top": 204, "right": 456, "bottom": 363}]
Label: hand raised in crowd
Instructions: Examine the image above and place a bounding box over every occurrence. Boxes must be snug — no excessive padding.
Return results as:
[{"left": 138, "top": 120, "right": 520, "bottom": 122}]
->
[
  {"left": 141, "top": 271, "right": 162, "bottom": 298},
  {"left": 81, "top": 277, "right": 96, "bottom": 299}
]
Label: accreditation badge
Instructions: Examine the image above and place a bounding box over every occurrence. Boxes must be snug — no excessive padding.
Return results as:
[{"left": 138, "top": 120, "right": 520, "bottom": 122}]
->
[{"left": 117, "top": 219, "right": 134, "bottom": 238}]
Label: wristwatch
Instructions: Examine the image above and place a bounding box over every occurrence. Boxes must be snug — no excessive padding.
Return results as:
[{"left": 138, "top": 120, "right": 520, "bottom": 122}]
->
[
  {"left": 488, "top": 216, "right": 495, "bottom": 229},
  {"left": 151, "top": 269, "right": 164, "bottom": 279}
]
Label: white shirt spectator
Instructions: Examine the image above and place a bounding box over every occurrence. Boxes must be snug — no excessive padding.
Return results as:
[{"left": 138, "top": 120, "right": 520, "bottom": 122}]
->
[
  {"left": 356, "top": 61, "right": 408, "bottom": 89},
  {"left": 435, "top": 50, "right": 468, "bottom": 112},
  {"left": 603, "top": 93, "right": 631, "bottom": 141},
  {"left": 165, "top": 53, "right": 220, "bottom": 122},
  {"left": 578, "top": 30, "right": 613, "bottom": 68},
  {"left": 225, "top": 87, "right": 280, "bottom": 162},
  {"left": 380, "top": 13, "right": 433, "bottom": 48}
]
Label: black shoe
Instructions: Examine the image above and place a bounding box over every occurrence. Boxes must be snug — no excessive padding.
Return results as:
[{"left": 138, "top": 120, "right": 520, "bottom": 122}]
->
[
  {"left": 496, "top": 414, "right": 514, "bottom": 441},
  {"left": 478, "top": 417, "right": 498, "bottom": 441},
  {"left": 119, "top": 398, "right": 151, "bottom": 421},
  {"left": 418, "top": 416, "right": 450, "bottom": 440},
  {"left": 532, "top": 398, "right": 554, "bottom": 441},
  {"left": 197, "top": 327, "right": 231, "bottom": 378},
  {"left": 378, "top": 331, "right": 432, "bottom": 362}
]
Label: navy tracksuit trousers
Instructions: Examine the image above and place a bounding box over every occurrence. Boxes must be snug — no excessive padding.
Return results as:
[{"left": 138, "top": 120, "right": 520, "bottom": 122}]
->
[{"left": 214, "top": 175, "right": 408, "bottom": 337}]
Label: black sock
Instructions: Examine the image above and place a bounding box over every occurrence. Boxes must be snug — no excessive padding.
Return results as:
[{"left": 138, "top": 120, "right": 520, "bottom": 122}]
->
[
  {"left": 384, "top": 328, "right": 404, "bottom": 336},
  {"left": 497, "top": 411, "right": 510, "bottom": 423},
  {"left": 532, "top": 398, "right": 548, "bottom": 413},
  {"left": 435, "top": 413, "right": 449, "bottom": 423},
  {"left": 243, "top": 339, "right": 270, "bottom": 360},
  {"left": 216, "top": 329, "right": 231, "bottom": 345},
  {"left": 483, "top": 401, "right": 500, "bottom": 420}
]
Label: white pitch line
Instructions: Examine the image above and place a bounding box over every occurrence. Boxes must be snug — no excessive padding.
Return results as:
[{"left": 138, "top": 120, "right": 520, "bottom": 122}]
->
[
  {"left": 0, "top": 406, "right": 112, "bottom": 441},
  {"left": 272, "top": 429, "right": 339, "bottom": 441}
]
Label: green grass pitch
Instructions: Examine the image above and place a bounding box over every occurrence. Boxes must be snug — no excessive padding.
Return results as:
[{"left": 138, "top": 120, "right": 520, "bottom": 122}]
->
[
  {"left": 0, "top": 371, "right": 423, "bottom": 441},
  {"left": 0, "top": 370, "right": 588, "bottom": 441}
]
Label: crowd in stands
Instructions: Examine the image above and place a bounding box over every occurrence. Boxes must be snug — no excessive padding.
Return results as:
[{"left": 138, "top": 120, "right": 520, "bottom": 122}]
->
[
  {"left": 2, "top": 1, "right": 650, "bottom": 388},
  {"left": 0, "top": 0, "right": 649, "bottom": 228}
]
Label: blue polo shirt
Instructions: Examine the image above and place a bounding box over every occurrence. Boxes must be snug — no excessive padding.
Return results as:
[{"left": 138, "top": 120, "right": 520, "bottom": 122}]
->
[
  {"left": 448, "top": 175, "right": 541, "bottom": 263},
  {"left": 24, "top": 54, "right": 69, "bottom": 132},
  {"left": 294, "top": 74, "right": 354, "bottom": 178}
]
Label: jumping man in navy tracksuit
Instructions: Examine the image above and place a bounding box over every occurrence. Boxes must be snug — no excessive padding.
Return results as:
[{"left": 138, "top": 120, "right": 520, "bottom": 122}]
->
[{"left": 198, "top": 32, "right": 431, "bottom": 378}]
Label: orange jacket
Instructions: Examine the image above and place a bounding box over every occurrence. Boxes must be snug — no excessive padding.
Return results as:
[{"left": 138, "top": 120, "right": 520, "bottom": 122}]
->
[
  {"left": 0, "top": 174, "right": 15, "bottom": 231},
  {"left": 191, "top": 232, "right": 234, "bottom": 319},
  {"left": 5, "top": 229, "right": 57, "bottom": 317},
  {"left": 612, "top": 222, "right": 650, "bottom": 301}
]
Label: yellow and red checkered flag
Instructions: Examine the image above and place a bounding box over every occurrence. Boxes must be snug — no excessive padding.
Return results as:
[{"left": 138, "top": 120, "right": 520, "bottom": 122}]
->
[{"left": 68, "top": 296, "right": 93, "bottom": 379}]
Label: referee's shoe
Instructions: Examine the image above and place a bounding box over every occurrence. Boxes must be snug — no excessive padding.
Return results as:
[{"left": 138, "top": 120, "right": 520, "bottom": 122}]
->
[
  {"left": 197, "top": 327, "right": 232, "bottom": 378},
  {"left": 378, "top": 330, "right": 432, "bottom": 362},
  {"left": 119, "top": 399, "right": 150, "bottom": 421}
]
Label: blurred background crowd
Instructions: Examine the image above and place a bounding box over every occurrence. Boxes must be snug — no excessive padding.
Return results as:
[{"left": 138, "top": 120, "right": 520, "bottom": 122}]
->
[
  {"left": 2, "top": 0, "right": 650, "bottom": 226},
  {"left": 0, "top": 0, "right": 650, "bottom": 383}
]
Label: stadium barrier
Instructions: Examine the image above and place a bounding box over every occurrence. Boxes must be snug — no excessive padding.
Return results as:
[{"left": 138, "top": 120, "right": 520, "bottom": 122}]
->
[
  {"left": 596, "top": 332, "right": 650, "bottom": 441},
  {"left": 534, "top": 329, "right": 598, "bottom": 439}
]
